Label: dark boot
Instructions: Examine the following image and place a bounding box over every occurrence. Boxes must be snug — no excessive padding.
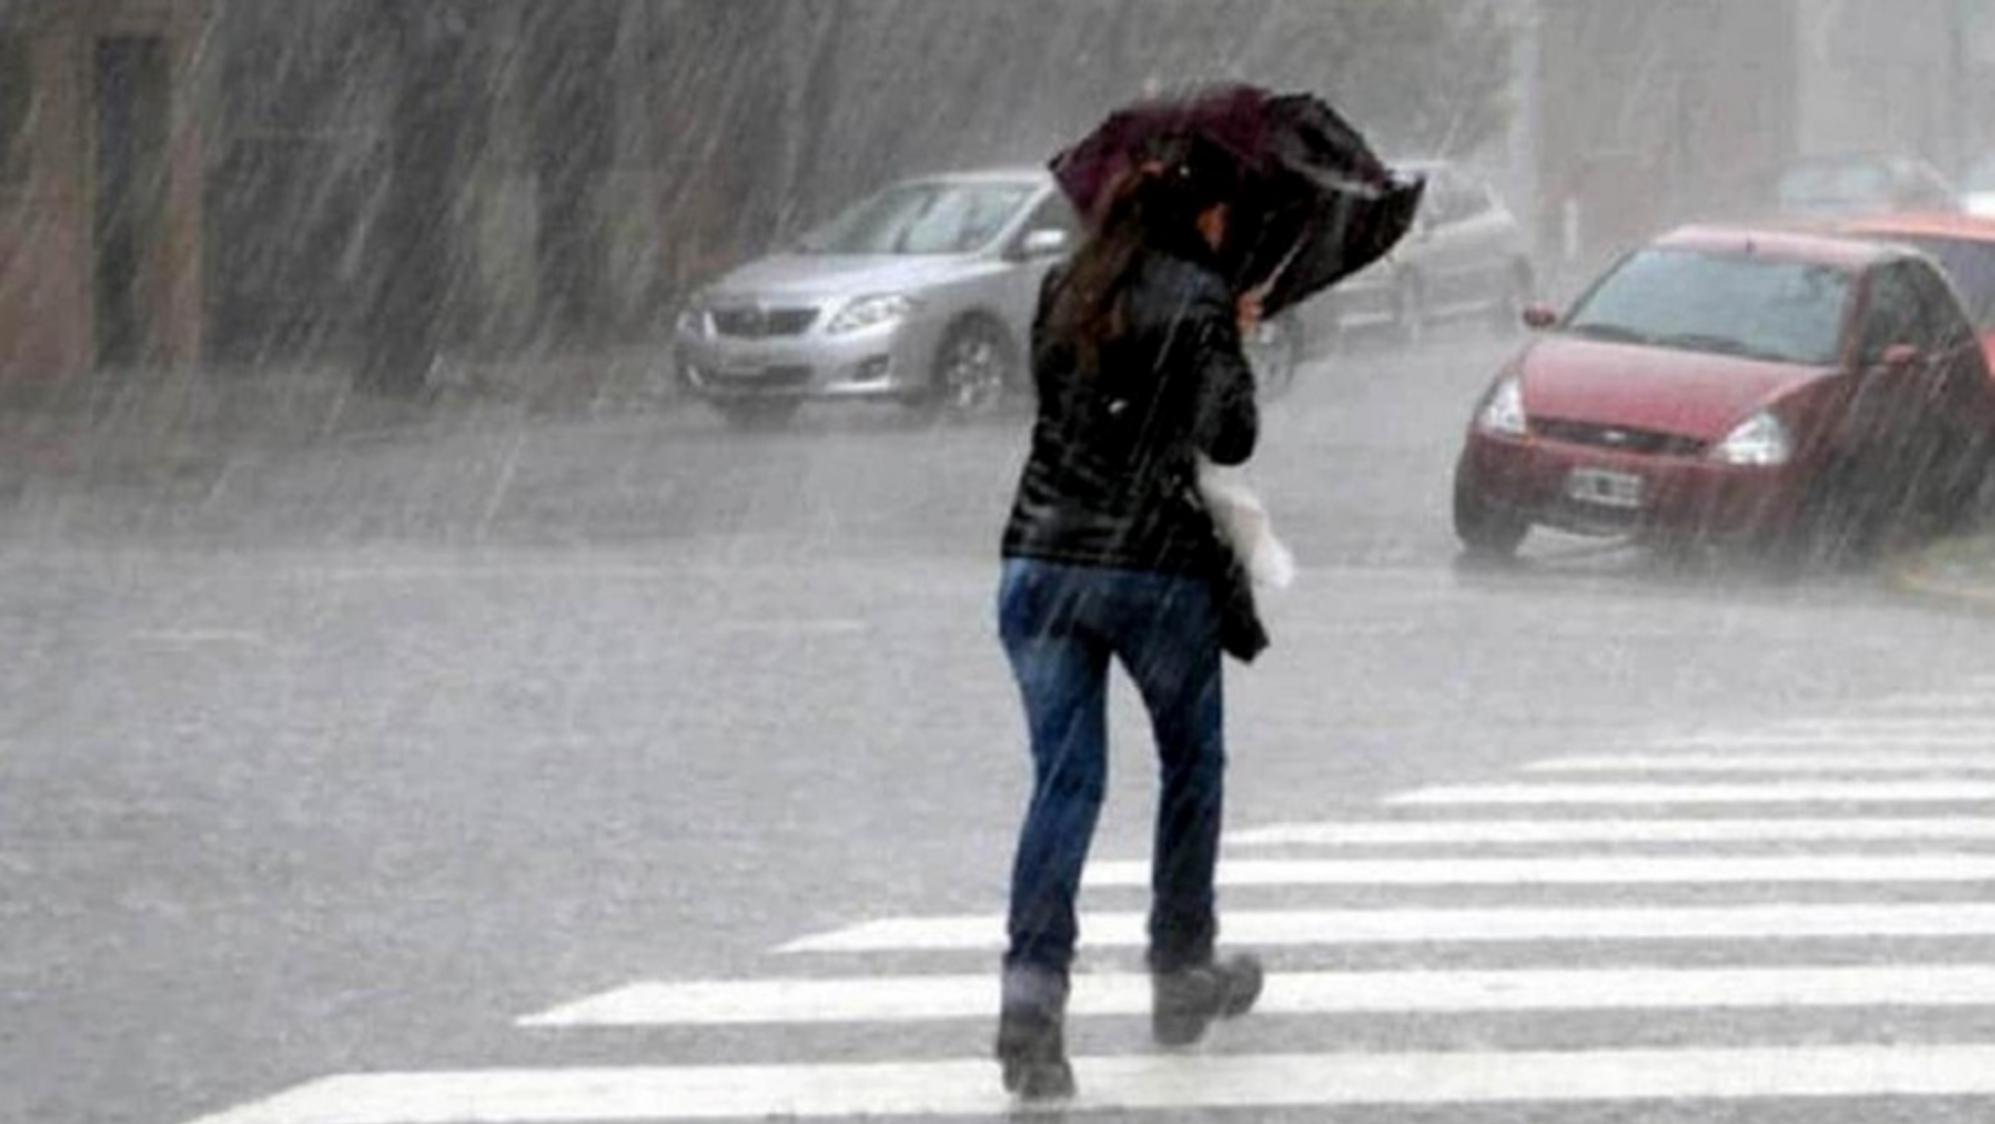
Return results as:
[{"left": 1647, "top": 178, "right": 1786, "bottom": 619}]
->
[
  {"left": 994, "top": 965, "right": 1075, "bottom": 1100},
  {"left": 1151, "top": 952, "right": 1263, "bottom": 1047}
]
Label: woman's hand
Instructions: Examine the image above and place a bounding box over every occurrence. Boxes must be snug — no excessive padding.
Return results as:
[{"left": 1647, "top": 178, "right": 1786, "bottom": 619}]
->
[{"left": 1236, "top": 291, "right": 1264, "bottom": 336}]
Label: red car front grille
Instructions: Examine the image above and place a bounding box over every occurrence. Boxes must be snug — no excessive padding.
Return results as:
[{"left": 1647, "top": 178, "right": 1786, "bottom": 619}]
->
[{"left": 1532, "top": 418, "right": 1707, "bottom": 458}]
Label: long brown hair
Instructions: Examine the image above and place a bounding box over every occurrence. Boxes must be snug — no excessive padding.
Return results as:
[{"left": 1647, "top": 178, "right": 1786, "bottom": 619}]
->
[{"left": 1044, "top": 139, "right": 1237, "bottom": 376}]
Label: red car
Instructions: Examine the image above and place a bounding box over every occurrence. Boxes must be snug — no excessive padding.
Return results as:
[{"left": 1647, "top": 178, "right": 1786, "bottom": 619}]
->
[{"left": 1453, "top": 225, "right": 1995, "bottom": 560}]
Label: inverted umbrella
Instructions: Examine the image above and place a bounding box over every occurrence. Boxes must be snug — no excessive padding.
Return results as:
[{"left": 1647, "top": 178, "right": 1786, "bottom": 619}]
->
[{"left": 1050, "top": 83, "right": 1425, "bottom": 318}]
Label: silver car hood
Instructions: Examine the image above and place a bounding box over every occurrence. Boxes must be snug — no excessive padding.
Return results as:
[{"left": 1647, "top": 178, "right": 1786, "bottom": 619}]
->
[{"left": 707, "top": 253, "right": 997, "bottom": 305}]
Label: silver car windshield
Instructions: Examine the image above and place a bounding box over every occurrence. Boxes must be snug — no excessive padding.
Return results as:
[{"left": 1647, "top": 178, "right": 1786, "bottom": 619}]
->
[
  {"left": 1778, "top": 161, "right": 1890, "bottom": 212},
  {"left": 1564, "top": 248, "right": 1851, "bottom": 366},
  {"left": 798, "top": 182, "right": 1036, "bottom": 256},
  {"left": 1967, "top": 155, "right": 1995, "bottom": 194}
]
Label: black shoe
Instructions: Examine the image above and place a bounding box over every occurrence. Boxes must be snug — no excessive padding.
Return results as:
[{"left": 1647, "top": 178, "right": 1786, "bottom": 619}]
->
[
  {"left": 1151, "top": 952, "right": 1263, "bottom": 1047},
  {"left": 995, "top": 967, "right": 1075, "bottom": 1100},
  {"left": 996, "top": 1007, "right": 1076, "bottom": 1100}
]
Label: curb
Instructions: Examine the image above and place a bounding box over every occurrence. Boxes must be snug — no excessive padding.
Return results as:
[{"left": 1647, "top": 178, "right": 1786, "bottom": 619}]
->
[{"left": 1887, "top": 531, "right": 1995, "bottom": 612}]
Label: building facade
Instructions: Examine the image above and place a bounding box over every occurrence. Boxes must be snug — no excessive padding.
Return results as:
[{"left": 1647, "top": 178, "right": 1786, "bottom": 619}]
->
[
  {"left": 0, "top": 0, "right": 209, "bottom": 379},
  {"left": 1527, "top": 0, "right": 1979, "bottom": 288},
  {"left": 2, "top": 1, "right": 1531, "bottom": 385},
  {"left": 5, "top": 1, "right": 1988, "bottom": 383}
]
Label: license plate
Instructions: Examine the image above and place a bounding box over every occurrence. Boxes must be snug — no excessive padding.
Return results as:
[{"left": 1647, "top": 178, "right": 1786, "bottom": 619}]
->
[{"left": 1565, "top": 467, "right": 1645, "bottom": 509}]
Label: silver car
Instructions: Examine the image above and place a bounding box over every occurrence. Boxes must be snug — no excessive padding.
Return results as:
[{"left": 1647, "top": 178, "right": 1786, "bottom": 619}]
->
[
  {"left": 1300, "top": 159, "right": 1534, "bottom": 348},
  {"left": 675, "top": 167, "right": 1302, "bottom": 426},
  {"left": 1775, "top": 152, "right": 1957, "bottom": 219},
  {"left": 675, "top": 169, "right": 1077, "bottom": 426}
]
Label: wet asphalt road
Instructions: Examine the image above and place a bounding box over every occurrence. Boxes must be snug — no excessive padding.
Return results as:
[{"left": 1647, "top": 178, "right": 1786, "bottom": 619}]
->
[{"left": 5, "top": 325, "right": 1995, "bottom": 1123}]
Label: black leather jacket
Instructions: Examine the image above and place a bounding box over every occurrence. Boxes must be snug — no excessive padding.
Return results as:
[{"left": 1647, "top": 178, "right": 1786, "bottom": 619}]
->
[{"left": 1000, "top": 247, "right": 1259, "bottom": 574}]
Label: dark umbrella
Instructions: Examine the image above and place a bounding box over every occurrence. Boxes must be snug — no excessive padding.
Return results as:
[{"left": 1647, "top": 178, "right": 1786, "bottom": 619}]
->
[{"left": 1050, "top": 83, "right": 1426, "bottom": 317}]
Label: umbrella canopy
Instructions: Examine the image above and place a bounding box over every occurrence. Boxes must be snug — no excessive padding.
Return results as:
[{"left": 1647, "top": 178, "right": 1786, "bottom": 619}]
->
[{"left": 1051, "top": 84, "right": 1425, "bottom": 318}]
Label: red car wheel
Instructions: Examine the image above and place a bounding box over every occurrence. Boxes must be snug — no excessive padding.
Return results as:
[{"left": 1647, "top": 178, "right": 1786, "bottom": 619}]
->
[{"left": 1453, "top": 463, "right": 1529, "bottom": 558}]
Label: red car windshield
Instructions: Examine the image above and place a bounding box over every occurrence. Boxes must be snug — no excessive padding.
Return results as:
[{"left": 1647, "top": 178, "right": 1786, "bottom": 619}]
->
[{"left": 1563, "top": 248, "right": 1851, "bottom": 366}]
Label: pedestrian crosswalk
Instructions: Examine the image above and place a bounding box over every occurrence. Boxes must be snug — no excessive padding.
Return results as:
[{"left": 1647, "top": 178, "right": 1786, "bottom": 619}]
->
[
  {"left": 190, "top": 685, "right": 1995, "bottom": 1122},
  {"left": 170, "top": 1046, "right": 1995, "bottom": 1120}
]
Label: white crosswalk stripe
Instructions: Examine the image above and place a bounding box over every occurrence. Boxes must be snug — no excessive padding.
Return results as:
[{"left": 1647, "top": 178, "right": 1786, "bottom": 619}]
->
[
  {"left": 181, "top": 1046, "right": 1995, "bottom": 1122},
  {"left": 186, "top": 687, "right": 1995, "bottom": 1122},
  {"left": 1083, "top": 852, "right": 1995, "bottom": 886},
  {"left": 1871, "top": 693, "right": 1995, "bottom": 712},
  {"left": 1228, "top": 815, "right": 1995, "bottom": 846},
  {"left": 1754, "top": 720, "right": 1995, "bottom": 733},
  {"left": 1388, "top": 780, "right": 1995, "bottom": 804},
  {"left": 519, "top": 964, "right": 1995, "bottom": 1026},
  {"left": 1527, "top": 752, "right": 1995, "bottom": 772},
  {"left": 1668, "top": 731, "right": 1995, "bottom": 747},
  {"left": 780, "top": 902, "right": 1995, "bottom": 953}
]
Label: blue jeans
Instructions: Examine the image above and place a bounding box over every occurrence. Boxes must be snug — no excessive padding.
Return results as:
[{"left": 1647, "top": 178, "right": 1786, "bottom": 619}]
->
[{"left": 998, "top": 557, "right": 1226, "bottom": 977}]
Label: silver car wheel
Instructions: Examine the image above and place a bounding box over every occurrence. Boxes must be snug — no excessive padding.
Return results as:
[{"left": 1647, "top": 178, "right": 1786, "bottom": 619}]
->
[{"left": 935, "top": 321, "right": 1009, "bottom": 418}]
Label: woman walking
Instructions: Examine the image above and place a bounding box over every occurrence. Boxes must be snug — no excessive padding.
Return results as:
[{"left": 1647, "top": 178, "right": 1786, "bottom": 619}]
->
[{"left": 994, "top": 138, "right": 1264, "bottom": 1101}]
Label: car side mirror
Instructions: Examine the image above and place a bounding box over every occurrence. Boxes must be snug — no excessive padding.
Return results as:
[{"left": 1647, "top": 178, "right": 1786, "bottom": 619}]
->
[
  {"left": 1522, "top": 303, "right": 1559, "bottom": 331},
  {"left": 1881, "top": 342, "right": 1923, "bottom": 370},
  {"left": 1017, "top": 228, "right": 1072, "bottom": 260}
]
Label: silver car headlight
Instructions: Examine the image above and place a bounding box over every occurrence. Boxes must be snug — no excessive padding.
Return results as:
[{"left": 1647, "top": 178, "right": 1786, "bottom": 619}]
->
[
  {"left": 1477, "top": 375, "right": 1528, "bottom": 437},
  {"left": 827, "top": 293, "right": 919, "bottom": 335},
  {"left": 676, "top": 291, "right": 711, "bottom": 338},
  {"left": 1711, "top": 410, "right": 1792, "bottom": 466}
]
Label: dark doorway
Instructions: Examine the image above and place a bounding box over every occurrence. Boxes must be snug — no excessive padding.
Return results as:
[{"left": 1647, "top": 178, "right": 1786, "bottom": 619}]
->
[
  {"left": 94, "top": 37, "right": 169, "bottom": 369},
  {"left": 362, "top": 3, "right": 481, "bottom": 392},
  {"left": 526, "top": 3, "right": 615, "bottom": 345}
]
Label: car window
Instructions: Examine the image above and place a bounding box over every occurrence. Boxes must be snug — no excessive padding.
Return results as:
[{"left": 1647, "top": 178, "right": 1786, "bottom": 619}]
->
[
  {"left": 1458, "top": 182, "right": 1495, "bottom": 222},
  {"left": 1886, "top": 236, "right": 1995, "bottom": 328},
  {"left": 1424, "top": 182, "right": 1456, "bottom": 225},
  {"left": 1855, "top": 266, "right": 1912, "bottom": 363},
  {"left": 1426, "top": 177, "right": 1482, "bottom": 227},
  {"left": 1859, "top": 264, "right": 1938, "bottom": 362},
  {"left": 1017, "top": 193, "right": 1079, "bottom": 240},
  {"left": 1564, "top": 247, "right": 1851, "bottom": 366},
  {"left": 1899, "top": 162, "right": 1957, "bottom": 209},
  {"left": 798, "top": 181, "right": 1037, "bottom": 256},
  {"left": 1904, "top": 261, "right": 1979, "bottom": 349},
  {"left": 1862, "top": 261, "right": 1976, "bottom": 362}
]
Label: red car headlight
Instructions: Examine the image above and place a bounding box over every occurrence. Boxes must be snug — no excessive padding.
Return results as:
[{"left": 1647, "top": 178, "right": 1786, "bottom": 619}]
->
[
  {"left": 1711, "top": 410, "right": 1792, "bottom": 466},
  {"left": 1477, "top": 375, "right": 1528, "bottom": 437}
]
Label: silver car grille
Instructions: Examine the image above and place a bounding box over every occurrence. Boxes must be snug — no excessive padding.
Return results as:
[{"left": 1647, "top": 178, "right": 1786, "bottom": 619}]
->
[{"left": 710, "top": 307, "right": 818, "bottom": 338}]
